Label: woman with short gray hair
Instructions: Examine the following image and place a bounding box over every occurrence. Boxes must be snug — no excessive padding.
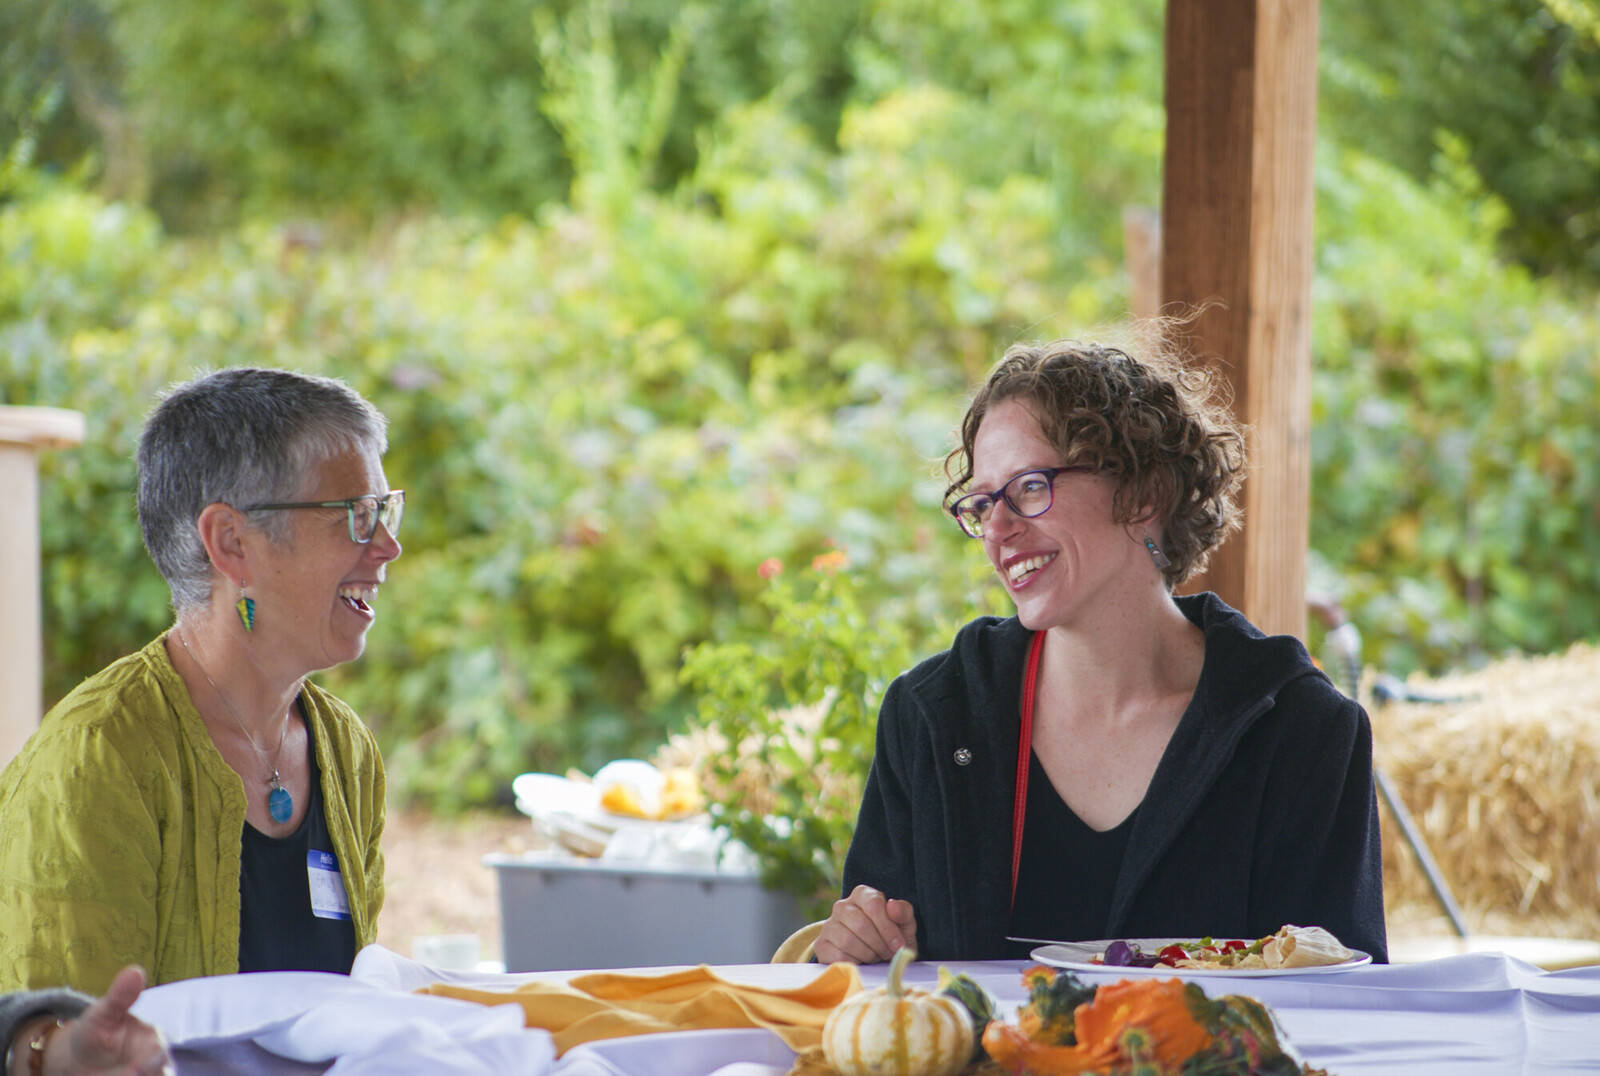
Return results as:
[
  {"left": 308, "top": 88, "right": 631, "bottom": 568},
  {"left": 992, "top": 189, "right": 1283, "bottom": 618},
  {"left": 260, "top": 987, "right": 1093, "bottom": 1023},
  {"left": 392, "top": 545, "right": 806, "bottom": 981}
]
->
[{"left": 0, "top": 367, "right": 401, "bottom": 994}]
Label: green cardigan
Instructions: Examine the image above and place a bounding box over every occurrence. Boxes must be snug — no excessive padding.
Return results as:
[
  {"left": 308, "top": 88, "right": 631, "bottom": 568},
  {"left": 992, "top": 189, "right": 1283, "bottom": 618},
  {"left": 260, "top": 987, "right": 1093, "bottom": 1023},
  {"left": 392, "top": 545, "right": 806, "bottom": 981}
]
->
[{"left": 0, "top": 633, "right": 385, "bottom": 994}]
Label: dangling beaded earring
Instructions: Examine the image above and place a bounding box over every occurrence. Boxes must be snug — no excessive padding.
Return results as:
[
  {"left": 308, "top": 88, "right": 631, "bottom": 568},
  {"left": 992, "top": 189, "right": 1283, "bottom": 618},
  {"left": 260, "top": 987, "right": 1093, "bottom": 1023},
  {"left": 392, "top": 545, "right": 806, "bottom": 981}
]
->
[
  {"left": 235, "top": 582, "right": 257, "bottom": 632},
  {"left": 1144, "top": 533, "right": 1172, "bottom": 570}
]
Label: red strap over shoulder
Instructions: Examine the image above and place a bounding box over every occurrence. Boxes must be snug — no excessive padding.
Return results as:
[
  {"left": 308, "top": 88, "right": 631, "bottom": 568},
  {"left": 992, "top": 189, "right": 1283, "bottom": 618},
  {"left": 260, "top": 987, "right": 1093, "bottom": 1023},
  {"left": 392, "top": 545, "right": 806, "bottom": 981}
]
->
[{"left": 1011, "top": 630, "right": 1046, "bottom": 910}]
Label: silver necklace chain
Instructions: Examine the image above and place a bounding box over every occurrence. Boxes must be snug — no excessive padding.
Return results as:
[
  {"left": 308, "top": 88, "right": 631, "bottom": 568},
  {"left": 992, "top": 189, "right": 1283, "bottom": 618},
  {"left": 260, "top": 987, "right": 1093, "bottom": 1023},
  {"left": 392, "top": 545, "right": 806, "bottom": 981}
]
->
[{"left": 175, "top": 628, "right": 290, "bottom": 791}]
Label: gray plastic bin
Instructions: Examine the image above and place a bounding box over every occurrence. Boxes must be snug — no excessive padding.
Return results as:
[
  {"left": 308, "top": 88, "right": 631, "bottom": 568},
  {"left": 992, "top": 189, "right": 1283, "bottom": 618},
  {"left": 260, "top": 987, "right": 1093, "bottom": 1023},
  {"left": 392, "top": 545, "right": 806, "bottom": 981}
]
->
[{"left": 485, "top": 852, "right": 808, "bottom": 971}]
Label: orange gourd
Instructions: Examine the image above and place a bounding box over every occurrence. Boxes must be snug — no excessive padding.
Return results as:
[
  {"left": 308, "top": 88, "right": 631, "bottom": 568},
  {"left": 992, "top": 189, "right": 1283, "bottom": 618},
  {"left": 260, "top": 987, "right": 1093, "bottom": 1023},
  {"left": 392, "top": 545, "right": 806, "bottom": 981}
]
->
[{"left": 982, "top": 977, "right": 1214, "bottom": 1075}]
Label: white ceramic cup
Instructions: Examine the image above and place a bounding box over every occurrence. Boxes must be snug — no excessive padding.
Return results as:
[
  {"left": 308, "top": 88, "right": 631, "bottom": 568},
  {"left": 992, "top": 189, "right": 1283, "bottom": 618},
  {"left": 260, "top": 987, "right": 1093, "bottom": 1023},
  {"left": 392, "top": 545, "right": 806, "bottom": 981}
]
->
[{"left": 412, "top": 933, "right": 482, "bottom": 971}]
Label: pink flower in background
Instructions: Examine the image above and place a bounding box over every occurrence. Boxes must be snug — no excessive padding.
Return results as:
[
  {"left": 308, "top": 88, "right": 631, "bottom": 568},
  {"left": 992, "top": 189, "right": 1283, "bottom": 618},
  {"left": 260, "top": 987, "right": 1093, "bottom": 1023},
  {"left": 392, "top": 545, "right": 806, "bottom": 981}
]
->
[
  {"left": 811, "top": 550, "right": 849, "bottom": 574},
  {"left": 758, "top": 557, "right": 784, "bottom": 580}
]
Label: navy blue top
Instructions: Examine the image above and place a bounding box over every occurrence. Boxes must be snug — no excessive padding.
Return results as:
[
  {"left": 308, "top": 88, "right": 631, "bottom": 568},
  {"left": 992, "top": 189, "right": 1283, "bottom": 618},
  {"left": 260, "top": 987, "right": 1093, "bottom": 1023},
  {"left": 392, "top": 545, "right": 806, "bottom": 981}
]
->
[{"left": 237, "top": 712, "right": 358, "bottom": 974}]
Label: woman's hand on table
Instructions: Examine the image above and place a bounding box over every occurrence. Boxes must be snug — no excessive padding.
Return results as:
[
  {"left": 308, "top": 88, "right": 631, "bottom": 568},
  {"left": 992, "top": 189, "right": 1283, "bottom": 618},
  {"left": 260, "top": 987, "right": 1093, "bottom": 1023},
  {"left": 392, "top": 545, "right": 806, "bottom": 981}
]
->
[
  {"left": 814, "top": 885, "right": 919, "bottom": 964},
  {"left": 29, "top": 965, "right": 173, "bottom": 1076}
]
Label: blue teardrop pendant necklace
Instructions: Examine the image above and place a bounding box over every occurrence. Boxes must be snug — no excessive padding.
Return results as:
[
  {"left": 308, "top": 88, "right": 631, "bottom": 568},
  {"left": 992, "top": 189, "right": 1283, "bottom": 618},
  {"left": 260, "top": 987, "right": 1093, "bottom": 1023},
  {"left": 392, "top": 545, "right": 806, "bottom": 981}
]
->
[{"left": 177, "top": 630, "right": 295, "bottom": 825}]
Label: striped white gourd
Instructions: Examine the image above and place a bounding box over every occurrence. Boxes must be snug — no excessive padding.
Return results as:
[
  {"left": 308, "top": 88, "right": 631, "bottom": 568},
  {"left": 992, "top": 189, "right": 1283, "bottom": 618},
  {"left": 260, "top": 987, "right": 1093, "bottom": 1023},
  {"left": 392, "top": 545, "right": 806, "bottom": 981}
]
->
[{"left": 822, "top": 947, "right": 973, "bottom": 1076}]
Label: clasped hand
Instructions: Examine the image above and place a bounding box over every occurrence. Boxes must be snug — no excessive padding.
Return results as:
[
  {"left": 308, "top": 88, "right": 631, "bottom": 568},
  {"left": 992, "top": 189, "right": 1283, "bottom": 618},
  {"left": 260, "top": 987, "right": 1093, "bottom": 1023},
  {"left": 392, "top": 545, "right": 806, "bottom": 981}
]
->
[{"left": 814, "top": 884, "right": 919, "bottom": 964}]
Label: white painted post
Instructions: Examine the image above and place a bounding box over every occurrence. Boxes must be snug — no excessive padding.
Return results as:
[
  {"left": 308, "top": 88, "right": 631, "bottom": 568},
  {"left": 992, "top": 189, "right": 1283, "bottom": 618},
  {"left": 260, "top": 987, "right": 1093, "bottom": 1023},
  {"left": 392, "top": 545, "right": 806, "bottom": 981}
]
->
[{"left": 0, "top": 406, "right": 86, "bottom": 769}]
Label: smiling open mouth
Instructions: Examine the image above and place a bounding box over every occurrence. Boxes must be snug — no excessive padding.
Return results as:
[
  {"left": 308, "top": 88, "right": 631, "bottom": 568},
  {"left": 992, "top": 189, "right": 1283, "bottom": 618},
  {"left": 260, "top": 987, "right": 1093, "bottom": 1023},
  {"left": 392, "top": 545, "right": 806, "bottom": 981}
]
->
[
  {"left": 1007, "top": 554, "right": 1056, "bottom": 585},
  {"left": 339, "top": 583, "right": 377, "bottom": 613}
]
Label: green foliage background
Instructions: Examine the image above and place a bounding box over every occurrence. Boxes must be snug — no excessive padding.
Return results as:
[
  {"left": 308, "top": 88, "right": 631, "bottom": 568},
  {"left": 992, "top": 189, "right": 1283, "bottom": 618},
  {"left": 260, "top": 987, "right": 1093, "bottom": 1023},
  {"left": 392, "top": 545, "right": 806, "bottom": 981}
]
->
[
  {"left": 680, "top": 559, "right": 928, "bottom": 913},
  {"left": 4, "top": 0, "right": 1599, "bottom": 834}
]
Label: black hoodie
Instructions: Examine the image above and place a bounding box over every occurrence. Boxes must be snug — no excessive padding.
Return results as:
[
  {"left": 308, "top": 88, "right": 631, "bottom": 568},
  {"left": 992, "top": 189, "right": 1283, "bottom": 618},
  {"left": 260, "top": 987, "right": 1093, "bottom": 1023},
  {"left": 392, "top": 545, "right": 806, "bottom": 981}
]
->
[{"left": 841, "top": 591, "right": 1388, "bottom": 962}]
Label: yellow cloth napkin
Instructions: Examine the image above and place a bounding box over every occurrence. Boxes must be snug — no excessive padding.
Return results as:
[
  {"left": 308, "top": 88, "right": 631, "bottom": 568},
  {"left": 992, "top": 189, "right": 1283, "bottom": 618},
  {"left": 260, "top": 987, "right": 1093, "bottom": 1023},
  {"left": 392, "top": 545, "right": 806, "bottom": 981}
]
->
[{"left": 423, "top": 963, "right": 863, "bottom": 1056}]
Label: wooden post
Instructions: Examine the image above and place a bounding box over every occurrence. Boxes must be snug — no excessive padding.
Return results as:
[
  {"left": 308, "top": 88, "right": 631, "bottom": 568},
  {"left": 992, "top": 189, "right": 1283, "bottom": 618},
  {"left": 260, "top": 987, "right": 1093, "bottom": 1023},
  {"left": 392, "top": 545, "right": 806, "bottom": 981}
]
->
[
  {"left": 1161, "top": 0, "right": 1319, "bottom": 640},
  {"left": 0, "top": 407, "right": 86, "bottom": 769}
]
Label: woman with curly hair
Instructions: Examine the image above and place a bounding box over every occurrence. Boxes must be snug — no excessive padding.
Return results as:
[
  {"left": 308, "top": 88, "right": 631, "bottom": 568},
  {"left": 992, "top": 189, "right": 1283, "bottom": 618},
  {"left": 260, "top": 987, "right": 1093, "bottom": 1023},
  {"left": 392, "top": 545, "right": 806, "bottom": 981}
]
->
[{"left": 815, "top": 336, "right": 1387, "bottom": 964}]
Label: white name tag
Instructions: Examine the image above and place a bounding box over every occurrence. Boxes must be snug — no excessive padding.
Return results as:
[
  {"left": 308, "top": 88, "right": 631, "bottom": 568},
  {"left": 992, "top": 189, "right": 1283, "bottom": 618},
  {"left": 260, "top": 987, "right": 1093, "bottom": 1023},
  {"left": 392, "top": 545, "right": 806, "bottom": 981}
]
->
[{"left": 307, "top": 849, "right": 353, "bottom": 921}]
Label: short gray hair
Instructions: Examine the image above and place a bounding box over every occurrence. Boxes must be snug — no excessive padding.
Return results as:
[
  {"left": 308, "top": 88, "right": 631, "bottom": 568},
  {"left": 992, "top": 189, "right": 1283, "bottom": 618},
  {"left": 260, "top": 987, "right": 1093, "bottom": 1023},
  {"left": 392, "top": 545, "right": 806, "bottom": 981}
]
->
[{"left": 137, "top": 367, "right": 389, "bottom": 611}]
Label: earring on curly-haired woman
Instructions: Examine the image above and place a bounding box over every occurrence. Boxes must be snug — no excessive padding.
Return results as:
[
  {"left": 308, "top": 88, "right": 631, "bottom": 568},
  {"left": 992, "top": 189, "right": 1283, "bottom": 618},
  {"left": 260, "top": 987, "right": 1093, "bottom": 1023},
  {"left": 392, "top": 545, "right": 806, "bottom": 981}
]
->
[{"left": 1144, "top": 533, "right": 1172, "bottom": 570}]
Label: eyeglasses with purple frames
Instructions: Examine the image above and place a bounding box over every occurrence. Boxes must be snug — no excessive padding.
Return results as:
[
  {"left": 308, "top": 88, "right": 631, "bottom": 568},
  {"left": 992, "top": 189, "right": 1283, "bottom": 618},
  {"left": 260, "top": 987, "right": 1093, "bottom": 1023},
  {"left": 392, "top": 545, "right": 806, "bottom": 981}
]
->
[{"left": 946, "top": 467, "right": 1092, "bottom": 538}]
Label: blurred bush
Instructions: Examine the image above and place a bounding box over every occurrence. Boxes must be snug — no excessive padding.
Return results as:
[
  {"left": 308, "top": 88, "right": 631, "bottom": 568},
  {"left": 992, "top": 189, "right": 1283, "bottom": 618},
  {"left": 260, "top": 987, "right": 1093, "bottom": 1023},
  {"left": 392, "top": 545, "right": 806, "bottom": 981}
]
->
[
  {"left": 680, "top": 556, "right": 920, "bottom": 914},
  {"left": 1309, "top": 138, "right": 1600, "bottom": 673},
  {"left": 2, "top": 0, "right": 875, "bottom": 229},
  {"left": 11, "top": 0, "right": 1595, "bottom": 281},
  {"left": 1320, "top": 0, "right": 1600, "bottom": 280},
  {"left": 1, "top": 81, "right": 1078, "bottom": 806},
  {"left": 3, "top": 0, "right": 1598, "bottom": 819}
]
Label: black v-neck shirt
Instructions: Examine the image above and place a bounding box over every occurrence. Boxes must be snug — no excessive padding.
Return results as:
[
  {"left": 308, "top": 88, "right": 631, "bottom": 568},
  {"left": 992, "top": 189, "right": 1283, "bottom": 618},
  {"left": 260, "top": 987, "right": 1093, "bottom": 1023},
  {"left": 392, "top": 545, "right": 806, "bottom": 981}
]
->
[
  {"left": 237, "top": 713, "right": 357, "bottom": 974},
  {"left": 1007, "top": 750, "right": 1138, "bottom": 952}
]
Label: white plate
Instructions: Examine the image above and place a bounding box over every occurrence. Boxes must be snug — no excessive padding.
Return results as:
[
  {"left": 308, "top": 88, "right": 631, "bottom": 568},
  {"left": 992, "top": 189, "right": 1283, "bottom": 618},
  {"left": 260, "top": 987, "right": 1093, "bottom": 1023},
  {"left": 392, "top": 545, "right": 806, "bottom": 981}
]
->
[
  {"left": 512, "top": 772, "right": 603, "bottom": 817},
  {"left": 1030, "top": 938, "right": 1373, "bottom": 977}
]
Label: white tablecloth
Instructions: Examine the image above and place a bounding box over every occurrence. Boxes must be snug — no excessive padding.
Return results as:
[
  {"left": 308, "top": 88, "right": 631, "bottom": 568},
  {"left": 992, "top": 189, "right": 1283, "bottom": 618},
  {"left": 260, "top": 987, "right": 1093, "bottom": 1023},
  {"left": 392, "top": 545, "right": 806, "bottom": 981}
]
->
[{"left": 132, "top": 945, "right": 1600, "bottom": 1075}]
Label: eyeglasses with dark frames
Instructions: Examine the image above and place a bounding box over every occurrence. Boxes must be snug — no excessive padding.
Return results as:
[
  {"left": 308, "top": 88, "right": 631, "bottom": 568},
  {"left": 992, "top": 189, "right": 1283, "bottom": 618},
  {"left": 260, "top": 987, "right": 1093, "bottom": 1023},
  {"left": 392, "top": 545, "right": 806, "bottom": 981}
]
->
[
  {"left": 946, "top": 467, "right": 1092, "bottom": 539},
  {"left": 243, "top": 490, "right": 405, "bottom": 544}
]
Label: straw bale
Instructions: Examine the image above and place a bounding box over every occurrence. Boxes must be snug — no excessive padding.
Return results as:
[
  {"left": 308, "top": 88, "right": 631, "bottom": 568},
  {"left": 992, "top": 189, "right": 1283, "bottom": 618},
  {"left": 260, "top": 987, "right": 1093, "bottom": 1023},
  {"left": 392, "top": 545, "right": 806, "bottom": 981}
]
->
[{"left": 1372, "top": 641, "right": 1600, "bottom": 941}]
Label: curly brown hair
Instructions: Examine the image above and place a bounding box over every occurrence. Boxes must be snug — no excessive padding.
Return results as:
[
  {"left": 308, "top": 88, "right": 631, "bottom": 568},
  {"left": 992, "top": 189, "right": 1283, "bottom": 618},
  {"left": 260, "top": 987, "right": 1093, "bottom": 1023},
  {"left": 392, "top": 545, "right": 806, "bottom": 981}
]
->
[{"left": 943, "top": 338, "right": 1246, "bottom": 587}]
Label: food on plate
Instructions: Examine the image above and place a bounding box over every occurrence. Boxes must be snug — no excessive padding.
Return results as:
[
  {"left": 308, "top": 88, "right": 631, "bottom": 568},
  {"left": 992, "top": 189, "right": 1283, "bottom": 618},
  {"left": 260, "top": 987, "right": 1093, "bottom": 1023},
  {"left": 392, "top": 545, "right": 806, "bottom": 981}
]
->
[
  {"left": 1095, "top": 926, "right": 1356, "bottom": 970},
  {"left": 592, "top": 760, "right": 705, "bottom": 821},
  {"left": 980, "top": 965, "right": 1330, "bottom": 1076},
  {"left": 597, "top": 782, "right": 650, "bottom": 818},
  {"left": 1098, "top": 937, "right": 1268, "bottom": 970},
  {"left": 1261, "top": 926, "right": 1356, "bottom": 969},
  {"left": 821, "top": 947, "right": 973, "bottom": 1076},
  {"left": 657, "top": 766, "right": 705, "bottom": 818},
  {"left": 1097, "top": 940, "right": 1166, "bottom": 968}
]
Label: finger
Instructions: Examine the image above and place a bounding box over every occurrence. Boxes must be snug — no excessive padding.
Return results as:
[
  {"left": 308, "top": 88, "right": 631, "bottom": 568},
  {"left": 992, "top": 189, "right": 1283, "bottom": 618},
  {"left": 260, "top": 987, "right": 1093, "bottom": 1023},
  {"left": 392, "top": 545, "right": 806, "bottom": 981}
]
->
[
  {"left": 886, "top": 898, "right": 920, "bottom": 951},
  {"left": 78, "top": 965, "right": 143, "bottom": 1059},
  {"left": 837, "top": 888, "right": 901, "bottom": 958},
  {"left": 72, "top": 965, "right": 150, "bottom": 1067},
  {"left": 97, "top": 965, "right": 147, "bottom": 1023},
  {"left": 814, "top": 899, "right": 888, "bottom": 964},
  {"left": 850, "top": 887, "right": 914, "bottom": 957},
  {"left": 814, "top": 925, "right": 882, "bottom": 965}
]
